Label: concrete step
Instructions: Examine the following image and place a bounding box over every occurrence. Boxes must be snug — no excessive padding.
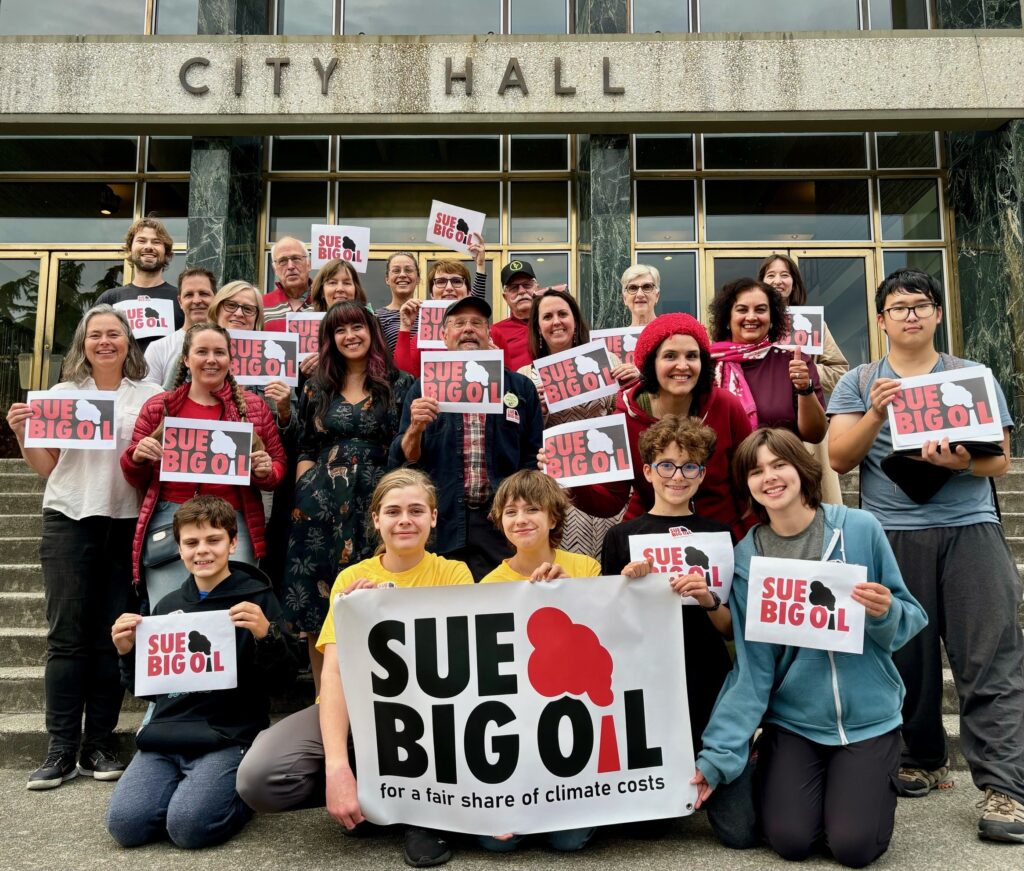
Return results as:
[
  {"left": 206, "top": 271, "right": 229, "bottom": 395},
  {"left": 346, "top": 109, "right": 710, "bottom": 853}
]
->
[
  {"left": 0, "top": 563, "right": 43, "bottom": 593},
  {"left": 0, "top": 515, "right": 41, "bottom": 537},
  {"left": 0, "top": 472, "right": 45, "bottom": 494},
  {"left": 0, "top": 592, "right": 44, "bottom": 628},
  {"left": 0, "top": 538, "right": 40, "bottom": 563},
  {"left": 0, "top": 711, "right": 143, "bottom": 768},
  {"left": 0, "top": 628, "right": 46, "bottom": 666},
  {"left": 0, "top": 494, "right": 44, "bottom": 513}
]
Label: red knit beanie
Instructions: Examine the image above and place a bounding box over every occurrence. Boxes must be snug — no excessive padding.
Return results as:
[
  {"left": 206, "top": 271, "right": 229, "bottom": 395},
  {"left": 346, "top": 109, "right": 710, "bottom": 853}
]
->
[{"left": 633, "top": 313, "right": 711, "bottom": 372}]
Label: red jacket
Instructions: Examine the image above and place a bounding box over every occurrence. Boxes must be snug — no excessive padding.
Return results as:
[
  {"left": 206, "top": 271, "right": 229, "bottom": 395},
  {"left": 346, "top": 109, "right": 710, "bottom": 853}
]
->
[
  {"left": 571, "top": 383, "right": 755, "bottom": 542},
  {"left": 120, "top": 381, "right": 287, "bottom": 583},
  {"left": 393, "top": 329, "right": 421, "bottom": 378},
  {"left": 490, "top": 317, "right": 532, "bottom": 371}
]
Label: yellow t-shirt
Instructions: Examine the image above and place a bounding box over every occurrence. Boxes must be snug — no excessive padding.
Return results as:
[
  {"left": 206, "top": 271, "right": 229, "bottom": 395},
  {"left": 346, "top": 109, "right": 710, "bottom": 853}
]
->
[
  {"left": 480, "top": 549, "right": 601, "bottom": 584},
  {"left": 316, "top": 552, "right": 473, "bottom": 651}
]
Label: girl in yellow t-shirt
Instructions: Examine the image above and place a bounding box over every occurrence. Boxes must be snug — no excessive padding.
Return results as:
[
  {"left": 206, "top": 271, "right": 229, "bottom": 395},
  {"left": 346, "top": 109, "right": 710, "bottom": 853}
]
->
[
  {"left": 235, "top": 468, "right": 470, "bottom": 869},
  {"left": 481, "top": 469, "right": 601, "bottom": 584}
]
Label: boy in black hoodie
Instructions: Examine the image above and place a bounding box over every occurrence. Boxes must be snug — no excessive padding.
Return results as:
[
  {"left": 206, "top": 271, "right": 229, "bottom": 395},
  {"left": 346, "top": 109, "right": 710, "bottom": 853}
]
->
[{"left": 106, "top": 496, "right": 296, "bottom": 849}]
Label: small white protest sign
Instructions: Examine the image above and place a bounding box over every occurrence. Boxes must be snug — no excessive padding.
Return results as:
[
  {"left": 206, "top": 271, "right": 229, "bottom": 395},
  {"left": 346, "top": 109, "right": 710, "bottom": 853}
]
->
[
  {"left": 421, "top": 350, "right": 505, "bottom": 413},
  {"left": 628, "top": 531, "right": 734, "bottom": 605},
  {"left": 543, "top": 414, "right": 633, "bottom": 488},
  {"left": 311, "top": 224, "right": 371, "bottom": 272},
  {"left": 416, "top": 300, "right": 454, "bottom": 350},
  {"left": 229, "top": 329, "right": 300, "bottom": 387},
  {"left": 777, "top": 306, "right": 826, "bottom": 355},
  {"left": 23, "top": 389, "right": 117, "bottom": 450},
  {"left": 134, "top": 610, "right": 238, "bottom": 696},
  {"left": 287, "top": 311, "right": 326, "bottom": 362},
  {"left": 114, "top": 298, "right": 175, "bottom": 341},
  {"left": 425, "top": 200, "right": 486, "bottom": 253},
  {"left": 160, "top": 417, "right": 254, "bottom": 486},
  {"left": 534, "top": 339, "right": 620, "bottom": 413},
  {"left": 592, "top": 327, "right": 643, "bottom": 368}
]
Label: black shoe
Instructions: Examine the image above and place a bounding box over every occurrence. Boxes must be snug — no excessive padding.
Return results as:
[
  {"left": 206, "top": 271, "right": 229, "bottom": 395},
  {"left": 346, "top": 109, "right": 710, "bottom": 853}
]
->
[
  {"left": 78, "top": 748, "right": 126, "bottom": 781},
  {"left": 26, "top": 751, "right": 78, "bottom": 790},
  {"left": 403, "top": 828, "right": 452, "bottom": 867}
]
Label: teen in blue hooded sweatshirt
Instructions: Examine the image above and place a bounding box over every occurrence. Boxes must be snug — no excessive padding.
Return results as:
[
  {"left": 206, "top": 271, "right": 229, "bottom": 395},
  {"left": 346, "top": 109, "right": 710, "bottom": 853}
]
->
[{"left": 693, "top": 428, "right": 927, "bottom": 868}]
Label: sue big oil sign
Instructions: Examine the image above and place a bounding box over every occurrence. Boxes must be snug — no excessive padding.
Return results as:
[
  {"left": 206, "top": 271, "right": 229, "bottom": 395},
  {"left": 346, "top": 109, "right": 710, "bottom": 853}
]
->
[
  {"left": 627, "top": 531, "right": 735, "bottom": 605},
  {"left": 113, "top": 298, "right": 175, "bottom": 341},
  {"left": 425, "top": 200, "right": 486, "bottom": 254},
  {"left": 745, "top": 557, "right": 867, "bottom": 655},
  {"left": 23, "top": 389, "right": 117, "bottom": 450},
  {"left": 159, "top": 417, "right": 254, "bottom": 486},
  {"left": 421, "top": 350, "right": 504, "bottom": 413},
  {"left": 336, "top": 575, "right": 696, "bottom": 834},
  {"left": 543, "top": 414, "right": 633, "bottom": 488},
  {"left": 287, "top": 312, "right": 325, "bottom": 362},
  {"left": 310, "top": 223, "right": 371, "bottom": 272},
  {"left": 591, "top": 327, "right": 643, "bottom": 368},
  {"left": 885, "top": 367, "right": 1004, "bottom": 451},
  {"left": 534, "top": 339, "right": 619, "bottom": 414},
  {"left": 777, "top": 306, "right": 825, "bottom": 355},
  {"left": 417, "top": 300, "right": 454, "bottom": 350},
  {"left": 229, "top": 330, "right": 300, "bottom": 387},
  {"left": 134, "top": 610, "right": 238, "bottom": 696}
]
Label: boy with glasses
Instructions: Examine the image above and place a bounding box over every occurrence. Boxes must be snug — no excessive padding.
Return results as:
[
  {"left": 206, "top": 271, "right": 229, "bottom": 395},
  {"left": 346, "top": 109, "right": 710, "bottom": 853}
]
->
[{"left": 828, "top": 268, "right": 1024, "bottom": 843}]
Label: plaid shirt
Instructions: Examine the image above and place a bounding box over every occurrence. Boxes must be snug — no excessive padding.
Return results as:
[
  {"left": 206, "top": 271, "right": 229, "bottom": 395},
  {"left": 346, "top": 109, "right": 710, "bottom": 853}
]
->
[{"left": 462, "top": 413, "right": 490, "bottom": 508}]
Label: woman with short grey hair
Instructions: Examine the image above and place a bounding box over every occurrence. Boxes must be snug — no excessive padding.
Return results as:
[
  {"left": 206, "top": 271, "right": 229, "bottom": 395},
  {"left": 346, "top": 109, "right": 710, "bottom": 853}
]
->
[{"left": 620, "top": 264, "right": 661, "bottom": 327}]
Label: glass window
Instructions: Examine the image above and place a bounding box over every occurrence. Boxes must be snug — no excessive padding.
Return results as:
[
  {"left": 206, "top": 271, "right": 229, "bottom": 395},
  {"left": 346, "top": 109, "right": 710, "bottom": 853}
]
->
[
  {"left": 510, "top": 136, "right": 569, "bottom": 171},
  {"left": 154, "top": 0, "right": 198, "bottom": 33},
  {"left": 704, "top": 179, "right": 871, "bottom": 241},
  {"left": 147, "top": 137, "right": 192, "bottom": 173},
  {"left": 338, "top": 137, "right": 500, "bottom": 172},
  {"left": 271, "top": 136, "right": 330, "bottom": 171},
  {"left": 277, "top": 0, "right": 333, "bottom": 34},
  {"left": 52, "top": 259, "right": 126, "bottom": 376},
  {"left": 639, "top": 252, "right": 698, "bottom": 317},
  {"left": 0, "top": 182, "right": 134, "bottom": 243},
  {"left": 634, "top": 135, "right": 694, "bottom": 170},
  {"left": 343, "top": 0, "right": 499, "bottom": 34},
  {"left": 0, "top": 137, "right": 137, "bottom": 173},
  {"left": 635, "top": 180, "right": 696, "bottom": 243},
  {"left": 337, "top": 181, "right": 500, "bottom": 243},
  {"left": 358, "top": 258, "right": 405, "bottom": 310},
  {"left": 0, "top": 0, "right": 145, "bottom": 34},
  {"left": 698, "top": 0, "right": 859, "bottom": 31},
  {"left": 508, "top": 252, "right": 569, "bottom": 289},
  {"left": 632, "top": 0, "right": 689, "bottom": 33},
  {"left": 510, "top": 0, "right": 568, "bottom": 33},
  {"left": 703, "top": 134, "right": 867, "bottom": 170},
  {"left": 267, "top": 181, "right": 329, "bottom": 243},
  {"left": 509, "top": 181, "right": 569, "bottom": 243},
  {"left": 881, "top": 249, "right": 948, "bottom": 351},
  {"left": 869, "top": 0, "right": 929, "bottom": 28},
  {"left": 795, "top": 256, "right": 871, "bottom": 368},
  {"left": 879, "top": 178, "right": 941, "bottom": 240},
  {"left": 144, "top": 182, "right": 190, "bottom": 242},
  {"left": 711, "top": 256, "right": 764, "bottom": 292},
  {"left": 876, "top": 132, "right": 938, "bottom": 168}
]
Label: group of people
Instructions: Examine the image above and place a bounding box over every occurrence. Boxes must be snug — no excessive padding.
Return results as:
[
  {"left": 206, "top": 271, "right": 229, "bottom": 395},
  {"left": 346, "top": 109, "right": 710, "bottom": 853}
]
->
[{"left": 6, "top": 216, "right": 1024, "bottom": 866}]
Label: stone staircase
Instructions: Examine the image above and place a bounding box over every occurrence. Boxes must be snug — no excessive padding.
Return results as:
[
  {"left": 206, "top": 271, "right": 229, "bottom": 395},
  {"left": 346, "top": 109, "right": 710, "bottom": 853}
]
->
[{"left": 1, "top": 458, "right": 1023, "bottom": 769}]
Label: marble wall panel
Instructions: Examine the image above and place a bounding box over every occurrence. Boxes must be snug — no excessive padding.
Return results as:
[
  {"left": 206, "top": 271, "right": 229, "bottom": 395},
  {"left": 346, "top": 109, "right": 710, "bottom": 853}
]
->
[{"left": 937, "top": 0, "right": 1021, "bottom": 28}]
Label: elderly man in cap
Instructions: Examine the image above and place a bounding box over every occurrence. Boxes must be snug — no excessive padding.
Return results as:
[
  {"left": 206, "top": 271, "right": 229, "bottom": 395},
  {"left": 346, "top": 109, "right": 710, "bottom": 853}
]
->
[
  {"left": 390, "top": 295, "right": 542, "bottom": 580},
  {"left": 491, "top": 259, "right": 544, "bottom": 371}
]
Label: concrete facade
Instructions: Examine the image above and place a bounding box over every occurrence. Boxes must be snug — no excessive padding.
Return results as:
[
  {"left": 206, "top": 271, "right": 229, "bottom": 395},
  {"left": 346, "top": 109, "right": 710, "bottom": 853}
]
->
[{"left": 4, "top": 32, "right": 1024, "bottom": 133}]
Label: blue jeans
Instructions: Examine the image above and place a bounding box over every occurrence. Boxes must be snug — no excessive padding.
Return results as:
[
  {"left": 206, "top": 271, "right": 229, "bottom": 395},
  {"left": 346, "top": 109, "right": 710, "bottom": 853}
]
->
[
  {"left": 106, "top": 745, "right": 252, "bottom": 849},
  {"left": 478, "top": 828, "right": 596, "bottom": 853}
]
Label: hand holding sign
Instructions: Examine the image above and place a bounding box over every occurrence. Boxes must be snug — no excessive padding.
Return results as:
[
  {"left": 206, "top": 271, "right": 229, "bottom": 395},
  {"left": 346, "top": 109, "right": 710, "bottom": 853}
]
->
[
  {"left": 160, "top": 417, "right": 254, "bottom": 486},
  {"left": 426, "top": 200, "right": 486, "bottom": 253},
  {"left": 134, "top": 610, "right": 238, "bottom": 696},
  {"left": 851, "top": 582, "right": 892, "bottom": 618}
]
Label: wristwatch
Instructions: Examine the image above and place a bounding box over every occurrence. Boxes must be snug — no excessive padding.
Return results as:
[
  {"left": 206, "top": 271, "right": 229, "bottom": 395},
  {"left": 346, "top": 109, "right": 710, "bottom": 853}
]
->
[
  {"left": 795, "top": 384, "right": 815, "bottom": 396},
  {"left": 701, "top": 590, "right": 722, "bottom": 612}
]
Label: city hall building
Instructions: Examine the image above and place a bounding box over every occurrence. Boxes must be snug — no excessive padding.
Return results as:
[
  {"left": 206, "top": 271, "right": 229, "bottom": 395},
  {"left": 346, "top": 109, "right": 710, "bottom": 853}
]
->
[{"left": 1, "top": 0, "right": 1023, "bottom": 453}]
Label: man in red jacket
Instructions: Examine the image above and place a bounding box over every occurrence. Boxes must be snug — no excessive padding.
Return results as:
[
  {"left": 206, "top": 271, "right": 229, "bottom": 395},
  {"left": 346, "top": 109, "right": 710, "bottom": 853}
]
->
[{"left": 490, "top": 259, "right": 542, "bottom": 371}]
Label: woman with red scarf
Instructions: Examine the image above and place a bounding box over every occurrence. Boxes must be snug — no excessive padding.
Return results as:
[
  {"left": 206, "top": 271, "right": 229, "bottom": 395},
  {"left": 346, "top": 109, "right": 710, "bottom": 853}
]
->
[{"left": 708, "top": 278, "right": 827, "bottom": 444}]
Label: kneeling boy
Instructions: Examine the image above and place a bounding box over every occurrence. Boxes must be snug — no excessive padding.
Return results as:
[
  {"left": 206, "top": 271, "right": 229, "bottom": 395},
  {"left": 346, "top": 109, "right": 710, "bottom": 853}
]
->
[{"left": 106, "top": 496, "right": 296, "bottom": 849}]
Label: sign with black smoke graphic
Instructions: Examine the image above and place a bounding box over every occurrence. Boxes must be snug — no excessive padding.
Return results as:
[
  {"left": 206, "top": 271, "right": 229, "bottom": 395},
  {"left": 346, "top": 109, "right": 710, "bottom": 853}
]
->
[{"left": 134, "top": 610, "right": 238, "bottom": 695}]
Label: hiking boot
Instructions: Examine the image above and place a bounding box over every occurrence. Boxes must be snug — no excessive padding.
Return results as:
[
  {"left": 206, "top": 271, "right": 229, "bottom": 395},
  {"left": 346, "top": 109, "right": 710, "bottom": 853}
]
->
[
  {"left": 895, "top": 763, "right": 952, "bottom": 797},
  {"left": 77, "top": 748, "right": 126, "bottom": 781},
  {"left": 403, "top": 828, "right": 451, "bottom": 867},
  {"left": 977, "top": 789, "right": 1024, "bottom": 843},
  {"left": 26, "top": 751, "right": 78, "bottom": 790}
]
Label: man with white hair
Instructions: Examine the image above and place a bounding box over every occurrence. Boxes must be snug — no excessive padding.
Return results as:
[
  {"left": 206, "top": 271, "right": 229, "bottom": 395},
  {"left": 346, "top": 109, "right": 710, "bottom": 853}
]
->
[{"left": 263, "top": 237, "right": 313, "bottom": 330}]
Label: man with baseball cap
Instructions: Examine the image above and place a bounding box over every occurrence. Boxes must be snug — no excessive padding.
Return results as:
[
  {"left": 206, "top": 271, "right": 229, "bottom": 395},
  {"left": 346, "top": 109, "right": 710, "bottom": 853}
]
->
[
  {"left": 491, "top": 259, "right": 542, "bottom": 371},
  {"left": 390, "top": 295, "right": 542, "bottom": 580}
]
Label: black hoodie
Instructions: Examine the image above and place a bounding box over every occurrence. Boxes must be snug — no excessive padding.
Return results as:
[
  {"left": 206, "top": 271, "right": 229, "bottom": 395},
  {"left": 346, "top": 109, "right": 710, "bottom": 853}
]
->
[{"left": 120, "top": 561, "right": 298, "bottom": 753}]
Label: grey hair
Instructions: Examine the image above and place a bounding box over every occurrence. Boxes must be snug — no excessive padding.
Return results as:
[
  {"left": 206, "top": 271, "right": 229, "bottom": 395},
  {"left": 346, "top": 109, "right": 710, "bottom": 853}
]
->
[
  {"left": 60, "top": 304, "right": 148, "bottom": 384},
  {"left": 620, "top": 263, "right": 661, "bottom": 290}
]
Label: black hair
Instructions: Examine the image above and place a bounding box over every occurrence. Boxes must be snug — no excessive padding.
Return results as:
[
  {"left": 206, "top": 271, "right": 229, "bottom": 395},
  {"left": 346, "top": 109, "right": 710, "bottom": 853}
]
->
[
  {"left": 708, "top": 278, "right": 789, "bottom": 343},
  {"left": 639, "top": 340, "right": 714, "bottom": 416},
  {"left": 874, "top": 268, "right": 943, "bottom": 314}
]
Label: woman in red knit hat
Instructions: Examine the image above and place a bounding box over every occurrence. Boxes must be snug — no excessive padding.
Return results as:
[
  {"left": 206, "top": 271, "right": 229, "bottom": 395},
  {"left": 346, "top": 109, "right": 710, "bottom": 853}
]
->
[{"left": 569, "top": 312, "right": 754, "bottom": 541}]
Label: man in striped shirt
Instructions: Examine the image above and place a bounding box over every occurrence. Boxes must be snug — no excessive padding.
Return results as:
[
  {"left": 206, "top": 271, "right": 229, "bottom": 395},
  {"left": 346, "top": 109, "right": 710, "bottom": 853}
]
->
[{"left": 262, "top": 237, "right": 313, "bottom": 331}]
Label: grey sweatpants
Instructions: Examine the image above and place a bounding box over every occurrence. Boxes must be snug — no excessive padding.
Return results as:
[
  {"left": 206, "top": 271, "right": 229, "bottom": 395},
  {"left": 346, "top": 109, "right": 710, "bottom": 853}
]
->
[{"left": 887, "top": 522, "right": 1024, "bottom": 803}]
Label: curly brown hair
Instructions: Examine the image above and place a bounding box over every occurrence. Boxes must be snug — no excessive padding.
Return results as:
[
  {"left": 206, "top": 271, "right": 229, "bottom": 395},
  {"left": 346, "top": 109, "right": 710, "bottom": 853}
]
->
[
  {"left": 638, "top": 414, "right": 717, "bottom": 467},
  {"left": 708, "top": 278, "right": 789, "bottom": 343}
]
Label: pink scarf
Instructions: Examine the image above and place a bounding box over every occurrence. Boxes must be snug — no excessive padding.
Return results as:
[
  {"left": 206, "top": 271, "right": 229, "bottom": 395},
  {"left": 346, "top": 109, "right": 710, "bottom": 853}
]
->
[{"left": 709, "top": 337, "right": 774, "bottom": 428}]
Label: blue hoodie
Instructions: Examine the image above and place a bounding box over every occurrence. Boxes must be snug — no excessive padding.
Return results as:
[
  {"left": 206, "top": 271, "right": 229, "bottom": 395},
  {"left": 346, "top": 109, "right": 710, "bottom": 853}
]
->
[{"left": 696, "top": 503, "right": 927, "bottom": 789}]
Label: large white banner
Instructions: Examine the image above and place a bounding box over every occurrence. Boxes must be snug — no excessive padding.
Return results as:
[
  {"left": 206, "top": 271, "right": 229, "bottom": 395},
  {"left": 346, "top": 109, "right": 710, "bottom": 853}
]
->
[{"left": 336, "top": 575, "right": 696, "bottom": 835}]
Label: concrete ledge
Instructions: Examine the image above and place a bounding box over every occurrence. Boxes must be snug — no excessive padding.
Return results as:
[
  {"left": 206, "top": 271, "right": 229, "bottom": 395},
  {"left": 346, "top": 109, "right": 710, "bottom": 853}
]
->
[{"left": 2, "top": 31, "right": 1024, "bottom": 133}]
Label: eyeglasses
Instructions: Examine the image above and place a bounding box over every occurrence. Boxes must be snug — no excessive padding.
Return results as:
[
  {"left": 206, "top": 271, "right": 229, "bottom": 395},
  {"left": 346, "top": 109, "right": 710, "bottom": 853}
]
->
[
  {"left": 882, "top": 302, "right": 938, "bottom": 321},
  {"left": 625, "top": 283, "right": 658, "bottom": 295},
  {"left": 651, "top": 461, "right": 705, "bottom": 479},
  {"left": 388, "top": 266, "right": 418, "bottom": 276},
  {"left": 447, "top": 317, "right": 487, "bottom": 330},
  {"left": 220, "top": 300, "right": 259, "bottom": 318},
  {"left": 274, "top": 254, "right": 307, "bottom": 267},
  {"left": 432, "top": 276, "right": 466, "bottom": 288},
  {"left": 506, "top": 281, "right": 537, "bottom": 292}
]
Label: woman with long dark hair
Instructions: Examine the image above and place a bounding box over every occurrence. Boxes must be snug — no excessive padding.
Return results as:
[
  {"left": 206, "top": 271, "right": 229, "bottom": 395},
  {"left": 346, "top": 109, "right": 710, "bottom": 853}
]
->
[
  {"left": 7, "top": 305, "right": 161, "bottom": 789},
  {"left": 281, "top": 302, "right": 414, "bottom": 690}
]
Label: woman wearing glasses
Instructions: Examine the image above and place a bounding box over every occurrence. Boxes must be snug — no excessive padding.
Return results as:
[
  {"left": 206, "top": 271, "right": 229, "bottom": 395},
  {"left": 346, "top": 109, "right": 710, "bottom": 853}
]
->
[
  {"left": 620, "top": 264, "right": 661, "bottom": 327},
  {"left": 392, "top": 256, "right": 487, "bottom": 377}
]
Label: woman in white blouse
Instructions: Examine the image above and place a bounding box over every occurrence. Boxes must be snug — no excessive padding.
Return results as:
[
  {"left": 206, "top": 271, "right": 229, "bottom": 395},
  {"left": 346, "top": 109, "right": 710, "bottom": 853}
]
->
[{"left": 6, "top": 304, "right": 162, "bottom": 791}]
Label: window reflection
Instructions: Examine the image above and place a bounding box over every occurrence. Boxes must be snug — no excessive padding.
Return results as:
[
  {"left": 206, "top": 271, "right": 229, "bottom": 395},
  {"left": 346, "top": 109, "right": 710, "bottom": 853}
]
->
[
  {"left": 698, "top": 0, "right": 859, "bottom": 32},
  {"left": 876, "top": 133, "right": 937, "bottom": 168},
  {"left": 879, "top": 178, "right": 941, "bottom": 240},
  {"left": 0, "top": 137, "right": 137, "bottom": 173},
  {"left": 634, "top": 136, "right": 694, "bottom": 170},
  {"left": 267, "top": 181, "right": 329, "bottom": 243},
  {"left": 796, "top": 256, "right": 870, "bottom": 368},
  {"left": 509, "top": 181, "right": 569, "bottom": 244},
  {"left": 0, "top": 259, "right": 40, "bottom": 455},
  {"left": 147, "top": 137, "right": 193, "bottom": 173},
  {"left": 703, "top": 134, "right": 867, "bottom": 170},
  {"left": 869, "top": 0, "right": 929, "bottom": 28},
  {"left": 343, "top": 0, "right": 499, "bottom": 34},
  {"left": 635, "top": 180, "right": 696, "bottom": 243},
  {"left": 704, "top": 179, "right": 871, "bottom": 241},
  {"left": 0, "top": 0, "right": 144, "bottom": 34},
  {"left": 338, "top": 137, "right": 500, "bottom": 172},
  {"left": 277, "top": 0, "right": 332, "bottom": 34},
  {"left": 144, "top": 182, "right": 190, "bottom": 242},
  {"left": 0, "top": 182, "right": 134, "bottom": 243},
  {"left": 154, "top": 0, "right": 198, "bottom": 33},
  {"left": 632, "top": 0, "right": 688, "bottom": 33},
  {"left": 510, "top": 0, "right": 567, "bottom": 33},
  {"left": 510, "top": 136, "right": 569, "bottom": 171},
  {"left": 52, "top": 259, "right": 125, "bottom": 375},
  {"left": 271, "top": 137, "right": 331, "bottom": 171},
  {"left": 641, "top": 252, "right": 698, "bottom": 317}
]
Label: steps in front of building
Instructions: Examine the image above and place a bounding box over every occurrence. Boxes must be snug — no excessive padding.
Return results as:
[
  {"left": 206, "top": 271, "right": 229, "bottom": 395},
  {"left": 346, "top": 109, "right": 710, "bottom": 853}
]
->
[{"left": 2, "top": 458, "right": 1023, "bottom": 770}]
